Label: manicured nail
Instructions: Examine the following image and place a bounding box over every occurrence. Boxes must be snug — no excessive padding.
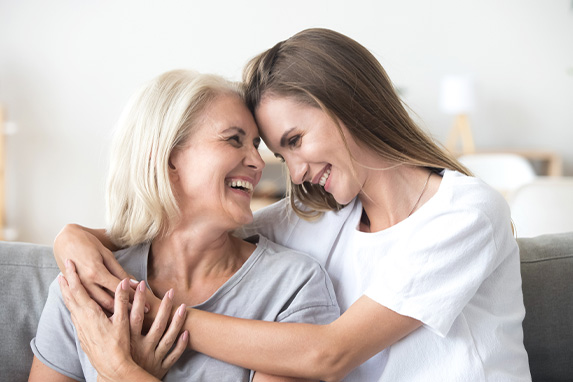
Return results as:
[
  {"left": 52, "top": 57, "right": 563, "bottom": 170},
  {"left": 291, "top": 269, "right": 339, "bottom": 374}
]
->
[
  {"left": 165, "top": 288, "right": 174, "bottom": 300},
  {"left": 177, "top": 303, "right": 186, "bottom": 317},
  {"left": 181, "top": 330, "right": 189, "bottom": 342},
  {"left": 121, "top": 279, "right": 129, "bottom": 290},
  {"left": 138, "top": 281, "right": 146, "bottom": 292},
  {"left": 130, "top": 279, "right": 139, "bottom": 286}
]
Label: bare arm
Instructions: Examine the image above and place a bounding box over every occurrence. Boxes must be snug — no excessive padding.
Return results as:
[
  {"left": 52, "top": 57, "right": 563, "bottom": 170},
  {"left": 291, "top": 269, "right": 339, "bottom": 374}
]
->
[
  {"left": 29, "top": 356, "right": 78, "bottom": 382},
  {"left": 184, "top": 296, "right": 421, "bottom": 381},
  {"left": 59, "top": 261, "right": 188, "bottom": 382},
  {"left": 253, "top": 373, "right": 316, "bottom": 382}
]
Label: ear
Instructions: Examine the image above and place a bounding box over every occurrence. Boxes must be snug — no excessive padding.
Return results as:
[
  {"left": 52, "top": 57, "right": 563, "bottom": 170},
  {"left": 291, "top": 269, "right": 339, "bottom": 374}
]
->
[{"left": 167, "top": 154, "right": 179, "bottom": 183}]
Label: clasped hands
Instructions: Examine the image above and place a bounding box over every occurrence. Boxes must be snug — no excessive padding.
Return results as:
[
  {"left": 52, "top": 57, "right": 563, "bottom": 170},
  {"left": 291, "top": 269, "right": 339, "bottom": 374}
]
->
[{"left": 59, "top": 259, "right": 189, "bottom": 382}]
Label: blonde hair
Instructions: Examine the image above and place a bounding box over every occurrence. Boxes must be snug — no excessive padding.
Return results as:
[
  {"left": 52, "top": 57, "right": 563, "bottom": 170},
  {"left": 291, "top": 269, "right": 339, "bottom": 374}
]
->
[
  {"left": 243, "top": 28, "right": 470, "bottom": 219},
  {"left": 106, "top": 69, "right": 242, "bottom": 247}
]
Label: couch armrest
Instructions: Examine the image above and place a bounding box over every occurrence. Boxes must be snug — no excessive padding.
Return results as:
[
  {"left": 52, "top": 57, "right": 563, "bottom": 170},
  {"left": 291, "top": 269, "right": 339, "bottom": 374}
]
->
[
  {"left": 518, "top": 232, "right": 573, "bottom": 381},
  {"left": 0, "top": 241, "right": 59, "bottom": 380}
]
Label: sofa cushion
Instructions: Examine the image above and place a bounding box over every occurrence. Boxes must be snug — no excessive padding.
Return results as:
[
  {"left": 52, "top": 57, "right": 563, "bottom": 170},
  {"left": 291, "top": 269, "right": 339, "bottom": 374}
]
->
[
  {"left": 518, "top": 232, "right": 573, "bottom": 381},
  {"left": 0, "top": 241, "right": 59, "bottom": 381}
]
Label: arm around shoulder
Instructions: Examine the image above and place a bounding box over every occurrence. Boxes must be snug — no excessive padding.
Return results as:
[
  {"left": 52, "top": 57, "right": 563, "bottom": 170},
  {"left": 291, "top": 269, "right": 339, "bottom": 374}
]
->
[
  {"left": 53, "top": 224, "right": 130, "bottom": 312},
  {"left": 184, "top": 295, "right": 421, "bottom": 381}
]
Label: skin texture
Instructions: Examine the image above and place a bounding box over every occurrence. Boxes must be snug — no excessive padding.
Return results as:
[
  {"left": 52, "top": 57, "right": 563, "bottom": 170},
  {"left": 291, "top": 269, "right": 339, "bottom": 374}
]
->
[
  {"left": 50, "top": 95, "right": 442, "bottom": 380},
  {"left": 37, "top": 94, "right": 314, "bottom": 381}
]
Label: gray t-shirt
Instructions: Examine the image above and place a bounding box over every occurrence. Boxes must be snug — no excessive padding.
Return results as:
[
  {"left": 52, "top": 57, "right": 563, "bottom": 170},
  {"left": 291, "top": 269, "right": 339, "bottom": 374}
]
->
[{"left": 31, "top": 235, "right": 339, "bottom": 381}]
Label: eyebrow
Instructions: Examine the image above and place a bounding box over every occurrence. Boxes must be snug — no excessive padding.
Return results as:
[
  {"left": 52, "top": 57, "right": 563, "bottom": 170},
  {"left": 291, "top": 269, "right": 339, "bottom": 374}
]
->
[
  {"left": 222, "top": 127, "right": 246, "bottom": 136},
  {"left": 280, "top": 127, "right": 297, "bottom": 147}
]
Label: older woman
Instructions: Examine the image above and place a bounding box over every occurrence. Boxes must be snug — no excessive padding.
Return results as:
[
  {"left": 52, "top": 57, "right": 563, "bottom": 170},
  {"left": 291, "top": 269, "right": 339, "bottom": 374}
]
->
[
  {"left": 53, "top": 29, "right": 530, "bottom": 381},
  {"left": 29, "top": 69, "right": 339, "bottom": 382}
]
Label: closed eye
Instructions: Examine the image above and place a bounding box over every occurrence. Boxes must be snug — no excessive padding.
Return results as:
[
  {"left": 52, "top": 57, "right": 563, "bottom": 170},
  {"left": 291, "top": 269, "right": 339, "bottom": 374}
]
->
[
  {"left": 227, "top": 135, "right": 242, "bottom": 146},
  {"left": 253, "top": 137, "right": 261, "bottom": 149},
  {"left": 287, "top": 134, "right": 301, "bottom": 148},
  {"left": 274, "top": 153, "right": 285, "bottom": 163}
]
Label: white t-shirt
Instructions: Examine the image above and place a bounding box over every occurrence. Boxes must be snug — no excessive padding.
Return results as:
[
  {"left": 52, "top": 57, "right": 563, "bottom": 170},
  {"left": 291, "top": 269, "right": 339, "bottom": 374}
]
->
[{"left": 240, "top": 170, "right": 531, "bottom": 381}]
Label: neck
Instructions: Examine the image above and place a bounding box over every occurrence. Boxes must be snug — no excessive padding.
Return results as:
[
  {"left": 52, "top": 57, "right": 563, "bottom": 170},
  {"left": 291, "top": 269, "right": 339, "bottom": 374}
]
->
[
  {"left": 147, "top": 221, "right": 253, "bottom": 303},
  {"left": 358, "top": 165, "right": 439, "bottom": 232}
]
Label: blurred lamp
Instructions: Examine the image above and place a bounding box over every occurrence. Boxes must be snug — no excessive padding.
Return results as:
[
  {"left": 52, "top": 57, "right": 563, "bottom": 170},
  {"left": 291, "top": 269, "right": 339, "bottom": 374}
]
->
[{"left": 440, "top": 75, "right": 476, "bottom": 154}]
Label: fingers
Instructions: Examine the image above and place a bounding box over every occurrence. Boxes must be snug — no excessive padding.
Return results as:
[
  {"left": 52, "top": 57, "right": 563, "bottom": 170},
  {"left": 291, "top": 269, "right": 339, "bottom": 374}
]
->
[
  {"left": 155, "top": 304, "right": 187, "bottom": 359},
  {"left": 112, "top": 278, "right": 131, "bottom": 330},
  {"left": 58, "top": 274, "right": 78, "bottom": 311},
  {"left": 102, "top": 248, "right": 131, "bottom": 281},
  {"left": 130, "top": 281, "right": 147, "bottom": 337},
  {"left": 146, "top": 289, "right": 174, "bottom": 345},
  {"left": 64, "top": 259, "right": 104, "bottom": 310},
  {"left": 162, "top": 330, "right": 189, "bottom": 370},
  {"left": 89, "top": 285, "right": 117, "bottom": 314}
]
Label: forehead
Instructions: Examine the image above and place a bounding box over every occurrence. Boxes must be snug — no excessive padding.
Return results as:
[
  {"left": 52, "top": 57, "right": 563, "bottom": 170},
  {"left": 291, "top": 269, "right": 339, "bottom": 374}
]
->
[
  {"left": 198, "top": 93, "right": 258, "bottom": 135},
  {"left": 254, "top": 96, "right": 319, "bottom": 138}
]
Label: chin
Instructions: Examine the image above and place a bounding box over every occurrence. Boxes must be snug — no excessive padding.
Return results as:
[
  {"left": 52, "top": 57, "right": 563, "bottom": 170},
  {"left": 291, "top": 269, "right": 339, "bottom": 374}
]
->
[
  {"left": 233, "top": 208, "right": 254, "bottom": 227},
  {"left": 331, "top": 190, "right": 358, "bottom": 206}
]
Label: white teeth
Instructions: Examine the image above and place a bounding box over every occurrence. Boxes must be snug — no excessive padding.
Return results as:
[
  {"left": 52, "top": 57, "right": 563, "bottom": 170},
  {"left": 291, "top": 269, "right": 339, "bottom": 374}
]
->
[
  {"left": 318, "top": 168, "right": 331, "bottom": 187},
  {"left": 226, "top": 180, "right": 254, "bottom": 192}
]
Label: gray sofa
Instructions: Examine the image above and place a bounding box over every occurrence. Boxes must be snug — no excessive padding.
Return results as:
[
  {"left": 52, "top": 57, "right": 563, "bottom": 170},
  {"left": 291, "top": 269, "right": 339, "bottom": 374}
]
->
[{"left": 1, "top": 234, "right": 572, "bottom": 381}]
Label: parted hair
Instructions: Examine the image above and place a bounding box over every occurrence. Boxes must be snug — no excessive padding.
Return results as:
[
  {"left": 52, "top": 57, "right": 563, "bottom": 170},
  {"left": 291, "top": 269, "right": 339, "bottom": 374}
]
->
[
  {"left": 243, "top": 28, "right": 469, "bottom": 219},
  {"left": 106, "top": 69, "right": 242, "bottom": 247}
]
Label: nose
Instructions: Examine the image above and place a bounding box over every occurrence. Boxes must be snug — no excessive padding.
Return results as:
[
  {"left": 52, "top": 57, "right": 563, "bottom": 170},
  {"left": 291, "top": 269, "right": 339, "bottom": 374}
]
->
[
  {"left": 244, "top": 146, "right": 265, "bottom": 172},
  {"left": 286, "top": 158, "right": 308, "bottom": 185}
]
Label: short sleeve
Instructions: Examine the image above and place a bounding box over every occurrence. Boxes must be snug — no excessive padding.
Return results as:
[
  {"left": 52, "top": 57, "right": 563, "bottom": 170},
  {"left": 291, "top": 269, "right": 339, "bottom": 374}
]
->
[
  {"left": 30, "top": 277, "right": 85, "bottom": 381},
  {"left": 365, "top": 208, "right": 502, "bottom": 337},
  {"left": 275, "top": 259, "right": 340, "bottom": 325}
]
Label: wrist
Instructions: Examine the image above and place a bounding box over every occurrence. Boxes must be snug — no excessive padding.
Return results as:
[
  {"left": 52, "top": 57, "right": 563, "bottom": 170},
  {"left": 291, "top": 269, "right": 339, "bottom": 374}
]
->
[{"left": 108, "top": 359, "right": 160, "bottom": 382}]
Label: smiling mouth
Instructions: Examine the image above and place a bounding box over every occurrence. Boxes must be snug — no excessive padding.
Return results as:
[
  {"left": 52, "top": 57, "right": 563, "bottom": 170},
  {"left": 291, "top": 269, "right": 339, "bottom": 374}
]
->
[
  {"left": 318, "top": 167, "right": 331, "bottom": 187},
  {"left": 226, "top": 180, "right": 254, "bottom": 193}
]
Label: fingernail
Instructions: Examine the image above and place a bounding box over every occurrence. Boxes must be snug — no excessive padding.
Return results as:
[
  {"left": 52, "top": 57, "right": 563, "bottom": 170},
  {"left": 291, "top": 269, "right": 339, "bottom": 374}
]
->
[
  {"left": 138, "top": 281, "right": 146, "bottom": 292},
  {"left": 165, "top": 288, "right": 174, "bottom": 300},
  {"left": 144, "top": 305, "right": 150, "bottom": 314},
  {"left": 178, "top": 303, "right": 186, "bottom": 317},
  {"left": 181, "top": 330, "right": 189, "bottom": 341},
  {"left": 130, "top": 279, "right": 139, "bottom": 286},
  {"left": 121, "top": 279, "right": 129, "bottom": 290}
]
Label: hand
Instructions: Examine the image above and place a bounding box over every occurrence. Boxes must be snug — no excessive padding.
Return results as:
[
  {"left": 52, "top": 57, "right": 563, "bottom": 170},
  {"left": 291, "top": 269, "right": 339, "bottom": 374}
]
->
[
  {"left": 54, "top": 224, "right": 131, "bottom": 313},
  {"left": 59, "top": 259, "right": 147, "bottom": 381},
  {"left": 129, "top": 281, "right": 189, "bottom": 379}
]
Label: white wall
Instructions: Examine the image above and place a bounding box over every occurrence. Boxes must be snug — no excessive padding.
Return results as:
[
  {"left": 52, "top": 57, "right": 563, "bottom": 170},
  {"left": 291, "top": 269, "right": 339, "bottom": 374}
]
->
[{"left": 1, "top": 0, "right": 572, "bottom": 244}]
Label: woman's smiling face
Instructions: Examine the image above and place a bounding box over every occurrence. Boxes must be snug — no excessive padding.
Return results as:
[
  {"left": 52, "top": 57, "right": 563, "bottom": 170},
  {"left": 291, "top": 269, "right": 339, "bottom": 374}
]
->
[
  {"left": 255, "top": 96, "right": 367, "bottom": 206},
  {"left": 170, "top": 93, "right": 264, "bottom": 229}
]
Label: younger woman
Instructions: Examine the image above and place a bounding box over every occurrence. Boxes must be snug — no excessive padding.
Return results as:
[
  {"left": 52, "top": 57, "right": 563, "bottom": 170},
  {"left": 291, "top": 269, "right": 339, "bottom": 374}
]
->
[{"left": 54, "top": 29, "right": 531, "bottom": 381}]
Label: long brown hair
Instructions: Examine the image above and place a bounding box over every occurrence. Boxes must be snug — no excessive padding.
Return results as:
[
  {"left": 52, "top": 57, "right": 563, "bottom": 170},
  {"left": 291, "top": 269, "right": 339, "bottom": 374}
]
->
[{"left": 243, "top": 28, "right": 469, "bottom": 219}]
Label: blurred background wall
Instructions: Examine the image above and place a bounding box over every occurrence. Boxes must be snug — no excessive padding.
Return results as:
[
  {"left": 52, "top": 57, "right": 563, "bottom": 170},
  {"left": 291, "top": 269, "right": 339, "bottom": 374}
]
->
[{"left": 1, "top": 0, "right": 572, "bottom": 244}]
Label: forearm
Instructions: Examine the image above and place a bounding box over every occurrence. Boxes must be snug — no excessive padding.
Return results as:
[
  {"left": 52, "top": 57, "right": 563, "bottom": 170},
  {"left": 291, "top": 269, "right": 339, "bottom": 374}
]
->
[
  {"left": 184, "top": 309, "right": 345, "bottom": 381},
  {"left": 97, "top": 360, "right": 161, "bottom": 382},
  {"left": 181, "top": 297, "right": 421, "bottom": 381}
]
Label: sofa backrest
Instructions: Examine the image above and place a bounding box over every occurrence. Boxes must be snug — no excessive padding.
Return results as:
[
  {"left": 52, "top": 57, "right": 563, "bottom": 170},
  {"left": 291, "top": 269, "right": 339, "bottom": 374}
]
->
[
  {"left": 518, "top": 232, "right": 573, "bottom": 381},
  {"left": 0, "top": 234, "right": 572, "bottom": 381},
  {"left": 0, "top": 241, "right": 58, "bottom": 381}
]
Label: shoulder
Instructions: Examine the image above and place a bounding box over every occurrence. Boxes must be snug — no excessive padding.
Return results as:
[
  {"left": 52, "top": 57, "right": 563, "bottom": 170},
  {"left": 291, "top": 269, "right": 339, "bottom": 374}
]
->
[
  {"left": 252, "top": 235, "right": 340, "bottom": 321},
  {"left": 112, "top": 243, "right": 149, "bottom": 280},
  {"left": 437, "top": 170, "right": 511, "bottom": 230},
  {"left": 412, "top": 170, "right": 517, "bottom": 261},
  {"left": 239, "top": 198, "right": 359, "bottom": 257},
  {"left": 256, "top": 235, "right": 329, "bottom": 275}
]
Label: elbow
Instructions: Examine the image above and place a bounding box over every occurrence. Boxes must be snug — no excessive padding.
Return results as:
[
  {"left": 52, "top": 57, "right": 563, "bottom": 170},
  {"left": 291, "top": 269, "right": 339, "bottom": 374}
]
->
[{"left": 306, "top": 335, "right": 355, "bottom": 382}]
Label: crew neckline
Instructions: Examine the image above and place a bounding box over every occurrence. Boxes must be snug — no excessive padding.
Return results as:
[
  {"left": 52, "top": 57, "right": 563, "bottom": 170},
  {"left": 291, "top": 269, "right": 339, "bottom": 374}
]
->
[{"left": 352, "top": 169, "right": 450, "bottom": 238}]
